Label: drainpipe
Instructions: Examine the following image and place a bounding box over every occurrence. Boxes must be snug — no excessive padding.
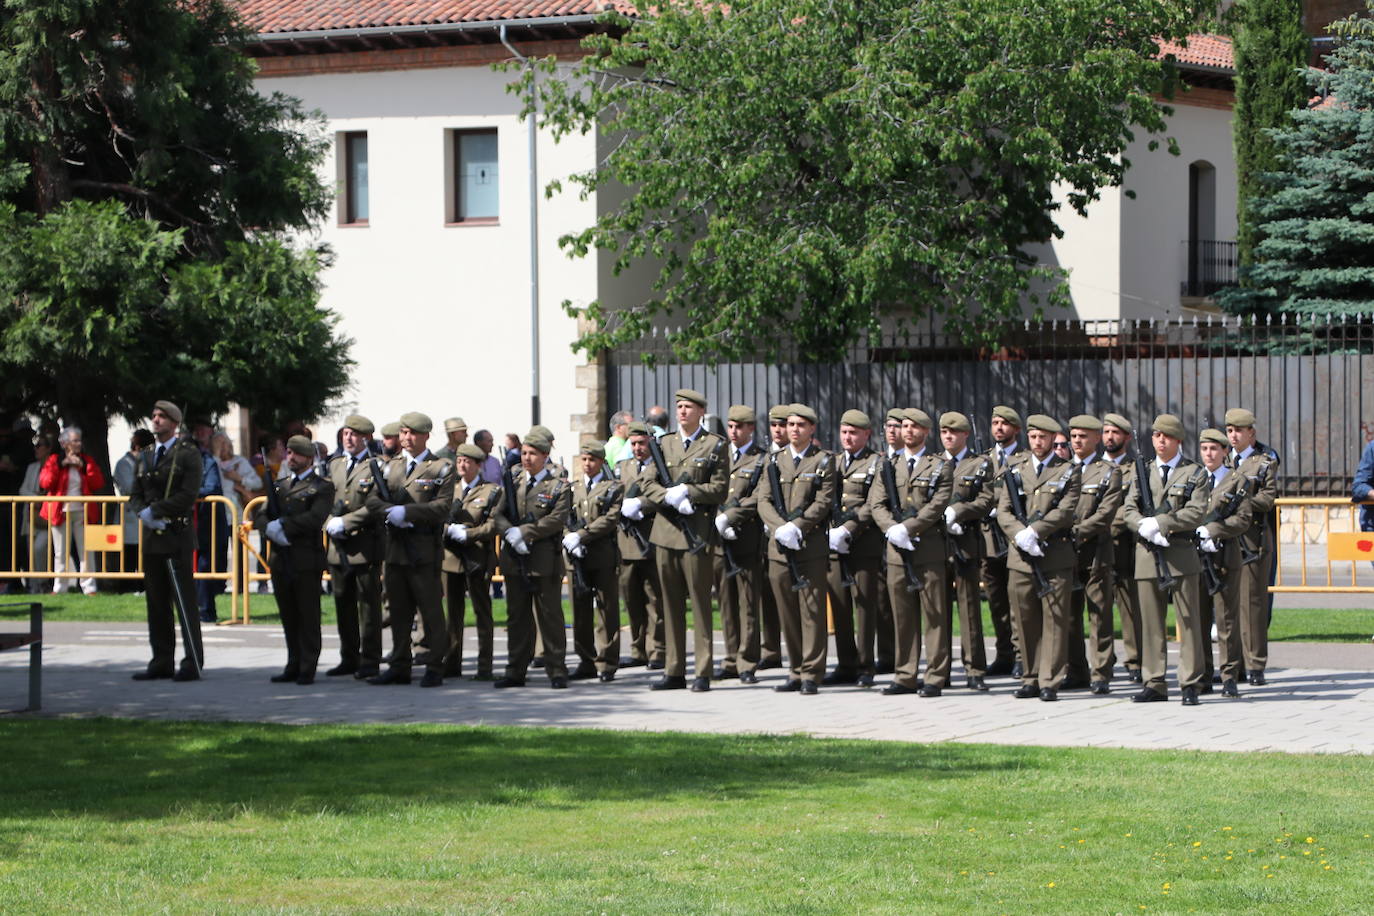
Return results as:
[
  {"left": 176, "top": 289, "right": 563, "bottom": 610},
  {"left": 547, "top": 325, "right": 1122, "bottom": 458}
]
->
[{"left": 500, "top": 24, "right": 541, "bottom": 426}]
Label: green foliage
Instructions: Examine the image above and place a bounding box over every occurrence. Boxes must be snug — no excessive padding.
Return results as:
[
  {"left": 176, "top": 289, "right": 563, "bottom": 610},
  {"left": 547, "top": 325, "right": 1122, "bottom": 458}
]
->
[
  {"left": 509, "top": 0, "right": 1207, "bottom": 363},
  {"left": 1231, "top": 0, "right": 1310, "bottom": 268},
  {"left": 1220, "top": 4, "right": 1374, "bottom": 316}
]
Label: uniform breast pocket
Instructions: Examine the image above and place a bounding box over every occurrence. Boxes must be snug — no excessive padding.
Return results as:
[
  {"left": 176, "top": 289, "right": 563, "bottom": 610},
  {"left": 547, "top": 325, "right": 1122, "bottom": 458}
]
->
[{"left": 690, "top": 457, "right": 711, "bottom": 478}]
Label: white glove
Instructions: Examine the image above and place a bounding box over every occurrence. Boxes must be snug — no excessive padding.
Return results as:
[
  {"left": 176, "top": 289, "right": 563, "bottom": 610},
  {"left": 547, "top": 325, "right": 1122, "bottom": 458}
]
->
[
  {"left": 1201, "top": 536, "right": 1220, "bottom": 553},
  {"left": 1149, "top": 530, "right": 1170, "bottom": 548},
  {"left": 1014, "top": 527, "right": 1041, "bottom": 556},
  {"left": 504, "top": 527, "right": 527, "bottom": 553},
  {"left": 677, "top": 497, "right": 695, "bottom": 516},
  {"left": 386, "top": 505, "right": 412, "bottom": 528},
  {"left": 988, "top": 507, "right": 997, "bottom": 519},
  {"left": 325, "top": 516, "right": 346, "bottom": 538},
  {"left": 943, "top": 506, "right": 957, "bottom": 526},
  {"left": 1137, "top": 516, "right": 1161, "bottom": 541},
  {"left": 446, "top": 523, "right": 467, "bottom": 543},
  {"left": 828, "top": 526, "right": 851, "bottom": 554},
  {"left": 138, "top": 507, "right": 167, "bottom": 531},
  {"left": 714, "top": 513, "right": 732, "bottom": 537},
  {"left": 621, "top": 496, "right": 643, "bottom": 520},
  {"left": 774, "top": 521, "right": 803, "bottom": 550},
  {"left": 1196, "top": 525, "right": 1211, "bottom": 541},
  {"left": 722, "top": 526, "right": 738, "bottom": 540},
  {"left": 571, "top": 544, "right": 587, "bottom": 558},
  {"left": 266, "top": 519, "right": 291, "bottom": 547},
  {"left": 665, "top": 483, "right": 690, "bottom": 509},
  {"left": 947, "top": 520, "right": 964, "bottom": 537},
  {"left": 562, "top": 532, "right": 582, "bottom": 554},
  {"left": 885, "top": 524, "right": 915, "bottom": 551}
]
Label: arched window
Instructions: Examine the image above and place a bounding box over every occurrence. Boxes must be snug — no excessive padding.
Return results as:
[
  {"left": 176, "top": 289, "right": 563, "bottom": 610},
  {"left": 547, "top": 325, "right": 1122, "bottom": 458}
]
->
[{"left": 1184, "top": 160, "right": 1233, "bottom": 296}]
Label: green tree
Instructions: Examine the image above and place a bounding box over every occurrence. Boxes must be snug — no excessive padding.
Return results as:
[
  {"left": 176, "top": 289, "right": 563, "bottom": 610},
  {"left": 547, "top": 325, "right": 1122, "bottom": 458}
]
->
[
  {"left": 1231, "top": 0, "right": 1310, "bottom": 269},
  {"left": 1218, "top": 4, "right": 1374, "bottom": 317},
  {"left": 513, "top": 0, "right": 1208, "bottom": 363},
  {"left": 0, "top": 0, "right": 350, "bottom": 471}
]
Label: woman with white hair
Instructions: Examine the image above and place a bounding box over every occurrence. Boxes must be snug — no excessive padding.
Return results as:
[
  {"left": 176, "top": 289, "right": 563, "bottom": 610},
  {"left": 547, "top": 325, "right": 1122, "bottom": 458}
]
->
[{"left": 38, "top": 426, "right": 106, "bottom": 594}]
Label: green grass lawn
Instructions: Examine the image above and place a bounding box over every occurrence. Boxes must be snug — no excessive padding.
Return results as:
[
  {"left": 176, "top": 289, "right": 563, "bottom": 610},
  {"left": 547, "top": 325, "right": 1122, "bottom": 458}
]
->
[
  {"left": 0, "top": 719, "right": 1371, "bottom": 912},
  {"left": 15, "top": 590, "right": 1374, "bottom": 643}
]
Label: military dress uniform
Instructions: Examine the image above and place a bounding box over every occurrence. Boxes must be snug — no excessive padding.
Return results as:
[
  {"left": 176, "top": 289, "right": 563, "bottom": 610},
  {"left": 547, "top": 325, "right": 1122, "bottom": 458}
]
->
[
  {"left": 254, "top": 454, "right": 334, "bottom": 683},
  {"left": 1108, "top": 451, "right": 1144, "bottom": 682},
  {"left": 616, "top": 454, "right": 664, "bottom": 667},
  {"left": 129, "top": 430, "right": 205, "bottom": 679},
  {"left": 996, "top": 441, "right": 1081, "bottom": 698},
  {"left": 756, "top": 442, "right": 837, "bottom": 689},
  {"left": 1065, "top": 450, "right": 1124, "bottom": 689},
  {"left": 826, "top": 447, "right": 884, "bottom": 683},
  {"left": 980, "top": 439, "right": 1028, "bottom": 672},
  {"left": 326, "top": 446, "right": 385, "bottom": 676},
  {"left": 944, "top": 446, "right": 996, "bottom": 684},
  {"left": 715, "top": 440, "right": 767, "bottom": 679},
  {"left": 1196, "top": 454, "right": 1254, "bottom": 690},
  {"left": 442, "top": 462, "right": 504, "bottom": 678},
  {"left": 1227, "top": 433, "right": 1279, "bottom": 683},
  {"left": 567, "top": 466, "right": 623, "bottom": 678},
  {"left": 497, "top": 463, "right": 572, "bottom": 684}
]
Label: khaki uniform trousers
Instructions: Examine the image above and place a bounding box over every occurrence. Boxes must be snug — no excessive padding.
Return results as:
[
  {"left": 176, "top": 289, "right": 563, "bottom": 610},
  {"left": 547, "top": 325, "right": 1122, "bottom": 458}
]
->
[
  {"left": 572, "top": 562, "right": 620, "bottom": 674},
  {"left": 947, "top": 556, "right": 986, "bottom": 678},
  {"left": 717, "top": 552, "right": 763, "bottom": 675},
  {"left": 887, "top": 560, "right": 950, "bottom": 689},
  {"left": 828, "top": 554, "right": 883, "bottom": 677},
  {"left": 505, "top": 569, "right": 567, "bottom": 681},
  {"left": 444, "top": 567, "right": 495, "bottom": 676},
  {"left": 759, "top": 567, "right": 783, "bottom": 665},
  {"left": 1008, "top": 567, "right": 1072, "bottom": 689},
  {"left": 769, "top": 552, "right": 829, "bottom": 683},
  {"left": 656, "top": 546, "right": 715, "bottom": 679},
  {"left": 1113, "top": 531, "right": 1143, "bottom": 673},
  {"left": 620, "top": 555, "right": 663, "bottom": 665},
  {"left": 385, "top": 561, "right": 448, "bottom": 676},
  {"left": 1200, "top": 568, "right": 1244, "bottom": 681},
  {"left": 875, "top": 562, "right": 895, "bottom": 669},
  {"left": 1067, "top": 552, "right": 1116, "bottom": 683},
  {"left": 332, "top": 561, "right": 383, "bottom": 671},
  {"left": 980, "top": 553, "right": 1018, "bottom": 664},
  {"left": 1139, "top": 573, "right": 1205, "bottom": 693},
  {"left": 1238, "top": 552, "right": 1271, "bottom": 672}
]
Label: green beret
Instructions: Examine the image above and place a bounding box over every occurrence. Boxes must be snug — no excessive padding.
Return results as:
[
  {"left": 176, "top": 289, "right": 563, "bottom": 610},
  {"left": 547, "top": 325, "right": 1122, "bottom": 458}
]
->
[
  {"left": 1199, "top": 428, "right": 1228, "bottom": 446},
  {"left": 885, "top": 408, "right": 905, "bottom": 423},
  {"left": 1068, "top": 414, "right": 1102, "bottom": 432},
  {"left": 153, "top": 399, "right": 183, "bottom": 424},
  {"left": 343, "top": 414, "right": 375, "bottom": 436},
  {"left": 902, "top": 408, "right": 932, "bottom": 428},
  {"left": 840, "top": 409, "right": 871, "bottom": 429},
  {"left": 626, "top": 421, "right": 649, "bottom": 436},
  {"left": 444, "top": 416, "right": 468, "bottom": 432},
  {"left": 727, "top": 405, "right": 756, "bottom": 424},
  {"left": 938, "top": 411, "right": 970, "bottom": 432},
  {"left": 768, "top": 404, "right": 790, "bottom": 422},
  {"left": 529, "top": 424, "right": 555, "bottom": 442},
  {"left": 380, "top": 422, "right": 401, "bottom": 437},
  {"left": 286, "top": 435, "right": 315, "bottom": 457},
  {"left": 455, "top": 443, "right": 485, "bottom": 460},
  {"left": 1153, "top": 413, "right": 1185, "bottom": 440},
  {"left": 524, "top": 432, "right": 552, "bottom": 453},
  {"left": 580, "top": 441, "right": 606, "bottom": 459},
  {"left": 1225, "top": 408, "right": 1256, "bottom": 428},
  {"left": 1102, "top": 412, "right": 1133, "bottom": 434},
  {"left": 674, "top": 388, "right": 707, "bottom": 408},
  {"left": 789, "top": 404, "right": 818, "bottom": 425},
  {"left": 399, "top": 412, "right": 433, "bottom": 434},
  {"left": 991, "top": 405, "right": 1022, "bottom": 427},
  {"left": 1026, "top": 414, "right": 1062, "bottom": 434}
]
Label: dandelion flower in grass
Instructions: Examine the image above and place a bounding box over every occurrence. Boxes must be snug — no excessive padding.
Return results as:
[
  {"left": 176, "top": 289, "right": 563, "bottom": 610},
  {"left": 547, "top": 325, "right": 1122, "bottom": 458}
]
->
[
  {"left": 1305, "top": 837, "right": 1315, "bottom": 844},
  {"left": 1192, "top": 841, "right": 1202, "bottom": 848},
  {"left": 1045, "top": 882, "right": 1056, "bottom": 889}
]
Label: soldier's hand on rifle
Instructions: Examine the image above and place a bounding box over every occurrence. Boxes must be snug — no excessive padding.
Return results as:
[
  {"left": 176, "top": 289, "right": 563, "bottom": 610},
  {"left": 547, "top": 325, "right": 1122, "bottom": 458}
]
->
[
  {"left": 446, "top": 523, "right": 467, "bottom": 543},
  {"left": 1195, "top": 525, "right": 1211, "bottom": 541},
  {"left": 884, "top": 524, "right": 915, "bottom": 551},
  {"left": 1014, "top": 527, "right": 1043, "bottom": 557},
  {"left": 562, "top": 532, "right": 582, "bottom": 554},
  {"left": 774, "top": 521, "right": 803, "bottom": 550},
  {"left": 504, "top": 527, "right": 530, "bottom": 555},
  {"left": 386, "top": 505, "right": 413, "bottom": 528},
  {"left": 1200, "top": 536, "right": 1220, "bottom": 553},
  {"left": 621, "top": 496, "right": 644, "bottom": 520},
  {"left": 943, "top": 506, "right": 958, "bottom": 527},
  {"left": 266, "top": 519, "right": 291, "bottom": 547},
  {"left": 714, "top": 513, "right": 737, "bottom": 540},
  {"left": 1137, "top": 516, "right": 1162, "bottom": 541},
  {"left": 946, "top": 520, "right": 963, "bottom": 536},
  {"left": 325, "top": 516, "right": 346, "bottom": 538},
  {"left": 828, "top": 527, "right": 851, "bottom": 554},
  {"left": 137, "top": 507, "right": 167, "bottom": 531}
]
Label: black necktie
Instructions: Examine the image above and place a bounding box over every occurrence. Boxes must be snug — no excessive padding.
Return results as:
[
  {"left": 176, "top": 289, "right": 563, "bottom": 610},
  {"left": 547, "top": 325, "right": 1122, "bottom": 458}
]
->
[
  {"left": 155, "top": 445, "right": 166, "bottom": 465},
  {"left": 406, "top": 459, "right": 416, "bottom": 478},
  {"left": 347, "top": 457, "right": 358, "bottom": 475},
  {"left": 1036, "top": 461, "right": 1045, "bottom": 477},
  {"left": 1161, "top": 464, "right": 1171, "bottom": 486},
  {"left": 793, "top": 455, "right": 801, "bottom": 469},
  {"left": 907, "top": 457, "right": 915, "bottom": 475}
]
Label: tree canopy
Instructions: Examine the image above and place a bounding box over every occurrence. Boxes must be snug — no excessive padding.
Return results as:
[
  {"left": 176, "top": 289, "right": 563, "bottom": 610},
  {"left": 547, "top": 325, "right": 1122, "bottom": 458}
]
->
[
  {"left": 0, "top": 0, "right": 350, "bottom": 465},
  {"left": 514, "top": 0, "right": 1210, "bottom": 363}
]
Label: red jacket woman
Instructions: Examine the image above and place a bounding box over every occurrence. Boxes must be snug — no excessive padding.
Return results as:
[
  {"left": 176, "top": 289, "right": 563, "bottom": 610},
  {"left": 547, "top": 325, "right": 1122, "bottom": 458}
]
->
[{"left": 38, "top": 432, "right": 106, "bottom": 526}]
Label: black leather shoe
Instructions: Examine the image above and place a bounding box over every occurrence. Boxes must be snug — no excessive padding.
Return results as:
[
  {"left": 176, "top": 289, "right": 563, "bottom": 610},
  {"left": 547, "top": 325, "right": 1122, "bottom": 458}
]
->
[
  {"left": 799, "top": 681, "right": 819, "bottom": 696},
  {"left": 619, "top": 656, "right": 647, "bottom": 668},
  {"left": 296, "top": 674, "right": 315, "bottom": 686},
  {"left": 368, "top": 668, "right": 412, "bottom": 685},
  {"left": 690, "top": 676, "right": 711, "bottom": 692},
  {"left": 647, "top": 659, "right": 665, "bottom": 671},
  {"left": 822, "top": 670, "right": 858, "bottom": 686},
  {"left": 759, "top": 656, "right": 785, "bottom": 670},
  {"left": 651, "top": 675, "right": 687, "bottom": 691},
  {"left": 1011, "top": 661, "right": 1024, "bottom": 679},
  {"left": 1132, "top": 687, "right": 1168, "bottom": 703},
  {"left": 531, "top": 657, "right": 545, "bottom": 669},
  {"left": 599, "top": 671, "right": 615, "bottom": 683},
  {"left": 1197, "top": 682, "right": 1214, "bottom": 695},
  {"left": 1090, "top": 680, "right": 1111, "bottom": 695},
  {"left": 353, "top": 666, "right": 380, "bottom": 680},
  {"left": 984, "top": 658, "right": 1015, "bottom": 677},
  {"left": 1014, "top": 684, "right": 1039, "bottom": 699},
  {"left": 714, "top": 668, "right": 739, "bottom": 680},
  {"left": 857, "top": 673, "right": 875, "bottom": 688},
  {"left": 271, "top": 670, "right": 300, "bottom": 683},
  {"left": 325, "top": 663, "right": 357, "bottom": 677},
  {"left": 132, "top": 669, "right": 174, "bottom": 681},
  {"left": 880, "top": 682, "right": 917, "bottom": 696},
  {"left": 1221, "top": 678, "right": 1240, "bottom": 698},
  {"left": 1039, "top": 687, "right": 1058, "bottom": 702},
  {"left": 549, "top": 676, "right": 569, "bottom": 689},
  {"left": 1128, "top": 669, "right": 1143, "bottom": 684},
  {"left": 1059, "top": 677, "right": 1089, "bottom": 691},
  {"left": 739, "top": 670, "right": 759, "bottom": 685},
  {"left": 442, "top": 666, "right": 464, "bottom": 679},
  {"left": 874, "top": 660, "right": 896, "bottom": 675},
  {"left": 966, "top": 676, "right": 988, "bottom": 692},
  {"left": 1212, "top": 671, "right": 1223, "bottom": 684},
  {"left": 173, "top": 668, "right": 200, "bottom": 682},
  {"left": 470, "top": 670, "right": 495, "bottom": 682},
  {"left": 1237, "top": 669, "right": 1249, "bottom": 684},
  {"left": 918, "top": 684, "right": 943, "bottom": 698},
  {"left": 569, "top": 665, "right": 598, "bottom": 681},
  {"left": 773, "top": 679, "right": 802, "bottom": 693},
  {"left": 419, "top": 671, "right": 444, "bottom": 688},
  {"left": 1248, "top": 669, "right": 1267, "bottom": 686},
  {"left": 1181, "top": 686, "right": 1200, "bottom": 706},
  {"left": 493, "top": 676, "right": 526, "bottom": 688}
]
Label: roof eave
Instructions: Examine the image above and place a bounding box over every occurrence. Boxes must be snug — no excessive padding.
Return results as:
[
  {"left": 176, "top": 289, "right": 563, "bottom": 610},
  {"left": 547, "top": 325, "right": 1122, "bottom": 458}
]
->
[{"left": 248, "top": 13, "right": 610, "bottom": 45}]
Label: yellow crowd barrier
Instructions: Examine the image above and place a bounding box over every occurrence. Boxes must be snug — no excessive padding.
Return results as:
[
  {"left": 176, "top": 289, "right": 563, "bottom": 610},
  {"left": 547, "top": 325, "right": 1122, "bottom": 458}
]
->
[{"left": 1272, "top": 498, "right": 1374, "bottom": 593}]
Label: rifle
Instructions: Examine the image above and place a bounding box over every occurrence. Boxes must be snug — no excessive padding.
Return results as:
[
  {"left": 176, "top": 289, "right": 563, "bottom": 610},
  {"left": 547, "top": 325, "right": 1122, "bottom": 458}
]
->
[
  {"left": 1198, "top": 473, "right": 1252, "bottom": 594},
  {"left": 499, "top": 467, "right": 534, "bottom": 588},
  {"left": 645, "top": 434, "right": 708, "bottom": 555},
  {"left": 259, "top": 449, "right": 292, "bottom": 577},
  {"left": 831, "top": 493, "right": 858, "bottom": 588},
  {"left": 1003, "top": 466, "right": 1055, "bottom": 598},
  {"left": 566, "top": 503, "right": 592, "bottom": 597},
  {"left": 939, "top": 454, "right": 971, "bottom": 568},
  {"left": 368, "top": 456, "right": 420, "bottom": 565},
  {"left": 765, "top": 455, "right": 810, "bottom": 591},
  {"left": 970, "top": 409, "right": 1010, "bottom": 559},
  {"left": 1133, "top": 437, "right": 1179, "bottom": 593},
  {"left": 722, "top": 447, "right": 766, "bottom": 579},
  {"left": 878, "top": 457, "right": 922, "bottom": 592},
  {"left": 1239, "top": 460, "right": 1271, "bottom": 566}
]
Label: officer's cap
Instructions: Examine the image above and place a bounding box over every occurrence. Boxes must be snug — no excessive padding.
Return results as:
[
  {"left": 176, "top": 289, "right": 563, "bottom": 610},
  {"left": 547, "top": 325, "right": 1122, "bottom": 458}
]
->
[
  {"left": 1153, "top": 414, "right": 1185, "bottom": 440},
  {"left": 768, "top": 404, "right": 790, "bottom": 423},
  {"left": 902, "top": 408, "right": 933, "bottom": 429},
  {"left": 580, "top": 441, "right": 607, "bottom": 460},
  {"left": 626, "top": 421, "right": 650, "bottom": 437},
  {"left": 789, "top": 404, "right": 818, "bottom": 425},
  {"left": 938, "top": 411, "right": 970, "bottom": 432},
  {"left": 1199, "top": 428, "right": 1228, "bottom": 446},
  {"left": 727, "top": 405, "right": 756, "bottom": 424},
  {"left": 444, "top": 416, "right": 468, "bottom": 432},
  {"left": 524, "top": 432, "right": 552, "bottom": 454},
  {"left": 286, "top": 435, "right": 314, "bottom": 457},
  {"left": 343, "top": 414, "right": 375, "bottom": 436},
  {"left": 152, "top": 400, "right": 183, "bottom": 424},
  {"left": 840, "top": 409, "right": 872, "bottom": 430},
  {"left": 991, "top": 405, "right": 1021, "bottom": 427},
  {"left": 399, "top": 412, "right": 433, "bottom": 434},
  {"left": 674, "top": 388, "right": 707, "bottom": 408},
  {"left": 380, "top": 422, "right": 402, "bottom": 438},
  {"left": 1026, "top": 414, "right": 1062, "bottom": 434},
  {"left": 1102, "top": 412, "right": 1133, "bottom": 434},
  {"left": 1068, "top": 414, "right": 1102, "bottom": 432},
  {"left": 1225, "top": 408, "right": 1256, "bottom": 429},
  {"left": 455, "top": 443, "right": 485, "bottom": 461}
]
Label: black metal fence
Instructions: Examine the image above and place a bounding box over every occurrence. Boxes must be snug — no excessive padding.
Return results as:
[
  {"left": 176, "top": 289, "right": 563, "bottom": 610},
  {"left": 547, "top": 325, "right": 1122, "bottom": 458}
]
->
[
  {"left": 1181, "top": 239, "right": 1238, "bottom": 297},
  {"left": 605, "top": 315, "right": 1374, "bottom": 497}
]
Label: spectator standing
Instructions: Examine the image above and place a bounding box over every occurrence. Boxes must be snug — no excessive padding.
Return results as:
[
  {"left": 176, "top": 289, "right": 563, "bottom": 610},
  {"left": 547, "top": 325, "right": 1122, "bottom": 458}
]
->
[
  {"left": 189, "top": 419, "right": 228, "bottom": 623},
  {"left": 212, "top": 431, "right": 262, "bottom": 589},
  {"left": 473, "top": 429, "right": 504, "bottom": 484},
  {"left": 503, "top": 432, "right": 522, "bottom": 469},
  {"left": 18, "top": 437, "right": 53, "bottom": 593},
  {"left": 40, "top": 426, "right": 105, "bottom": 595},
  {"left": 1353, "top": 435, "right": 1374, "bottom": 568},
  {"left": 605, "top": 410, "right": 633, "bottom": 465},
  {"left": 114, "top": 429, "right": 157, "bottom": 592}
]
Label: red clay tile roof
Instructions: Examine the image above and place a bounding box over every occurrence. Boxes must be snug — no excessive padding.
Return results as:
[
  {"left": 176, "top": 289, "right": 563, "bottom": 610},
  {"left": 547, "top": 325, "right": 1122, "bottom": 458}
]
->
[
  {"left": 1157, "top": 33, "right": 1234, "bottom": 72},
  {"left": 239, "top": 0, "right": 632, "bottom": 34}
]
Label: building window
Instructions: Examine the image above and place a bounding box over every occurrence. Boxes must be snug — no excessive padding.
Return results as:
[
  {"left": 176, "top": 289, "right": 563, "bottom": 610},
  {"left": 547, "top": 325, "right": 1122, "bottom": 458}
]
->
[
  {"left": 1181, "top": 160, "right": 1236, "bottom": 297},
  {"left": 339, "top": 131, "right": 369, "bottom": 226},
  {"left": 446, "top": 129, "right": 498, "bottom": 224}
]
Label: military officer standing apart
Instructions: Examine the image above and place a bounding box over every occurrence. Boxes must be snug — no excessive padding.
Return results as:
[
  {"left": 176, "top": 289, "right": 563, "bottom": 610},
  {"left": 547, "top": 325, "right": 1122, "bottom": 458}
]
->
[
  {"left": 129, "top": 400, "right": 205, "bottom": 681},
  {"left": 254, "top": 436, "right": 333, "bottom": 685},
  {"left": 1122, "top": 414, "right": 1211, "bottom": 705},
  {"left": 1064, "top": 415, "right": 1123, "bottom": 694},
  {"left": 981, "top": 406, "right": 1026, "bottom": 676},
  {"left": 940, "top": 411, "right": 995, "bottom": 691},
  {"left": 442, "top": 442, "right": 504, "bottom": 680},
  {"left": 824, "top": 410, "right": 884, "bottom": 688},
  {"left": 564, "top": 441, "right": 623, "bottom": 682},
  {"left": 757, "top": 404, "right": 836, "bottom": 694},
  {"left": 365, "top": 412, "right": 454, "bottom": 688},
  {"left": 323, "top": 415, "right": 385, "bottom": 679},
  {"left": 616, "top": 423, "right": 664, "bottom": 669},
  {"left": 1196, "top": 428, "right": 1254, "bottom": 698},
  {"left": 495, "top": 430, "right": 572, "bottom": 688},
  {"left": 869, "top": 408, "right": 953, "bottom": 697},
  {"left": 434, "top": 417, "right": 468, "bottom": 461},
  {"left": 1101, "top": 414, "right": 1143, "bottom": 684},
  {"left": 713, "top": 406, "right": 767, "bottom": 684},
  {"left": 1224, "top": 407, "right": 1279, "bottom": 686},
  {"left": 997, "top": 415, "right": 1081, "bottom": 701}
]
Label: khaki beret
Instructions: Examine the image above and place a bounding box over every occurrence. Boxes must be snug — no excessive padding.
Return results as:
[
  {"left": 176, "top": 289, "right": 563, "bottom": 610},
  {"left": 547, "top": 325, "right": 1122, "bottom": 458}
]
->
[
  {"left": 840, "top": 409, "right": 872, "bottom": 429},
  {"left": 380, "top": 422, "right": 401, "bottom": 437},
  {"left": 674, "top": 387, "right": 707, "bottom": 408},
  {"left": 524, "top": 432, "right": 552, "bottom": 453},
  {"left": 1102, "top": 412, "right": 1133, "bottom": 434},
  {"left": 1068, "top": 414, "right": 1102, "bottom": 432},
  {"left": 1225, "top": 408, "right": 1256, "bottom": 428},
  {"left": 1026, "top": 414, "right": 1062, "bottom": 434},
  {"left": 902, "top": 408, "right": 932, "bottom": 428},
  {"left": 1153, "top": 413, "right": 1185, "bottom": 440},
  {"left": 580, "top": 441, "right": 606, "bottom": 460},
  {"left": 885, "top": 408, "right": 905, "bottom": 423},
  {"left": 530, "top": 424, "right": 555, "bottom": 442},
  {"left": 789, "top": 404, "right": 818, "bottom": 424},
  {"left": 399, "top": 412, "right": 433, "bottom": 434},
  {"left": 938, "top": 411, "right": 970, "bottom": 432},
  {"left": 286, "top": 435, "right": 314, "bottom": 457},
  {"left": 1199, "top": 428, "right": 1228, "bottom": 446},
  {"left": 727, "top": 405, "right": 756, "bottom": 424},
  {"left": 455, "top": 443, "right": 485, "bottom": 460},
  {"left": 991, "top": 405, "right": 1022, "bottom": 427},
  {"left": 444, "top": 416, "right": 468, "bottom": 432},
  {"left": 153, "top": 400, "right": 183, "bottom": 424},
  {"left": 626, "top": 421, "right": 649, "bottom": 436},
  {"left": 768, "top": 404, "right": 790, "bottom": 422},
  {"left": 343, "top": 414, "right": 375, "bottom": 436}
]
